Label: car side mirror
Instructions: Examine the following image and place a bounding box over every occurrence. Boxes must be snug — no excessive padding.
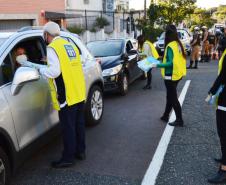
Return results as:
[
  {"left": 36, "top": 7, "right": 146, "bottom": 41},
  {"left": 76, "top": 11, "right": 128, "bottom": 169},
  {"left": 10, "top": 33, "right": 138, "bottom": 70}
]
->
[
  {"left": 11, "top": 67, "right": 40, "bottom": 96},
  {"left": 128, "top": 49, "right": 137, "bottom": 55},
  {"left": 121, "top": 53, "right": 129, "bottom": 60}
]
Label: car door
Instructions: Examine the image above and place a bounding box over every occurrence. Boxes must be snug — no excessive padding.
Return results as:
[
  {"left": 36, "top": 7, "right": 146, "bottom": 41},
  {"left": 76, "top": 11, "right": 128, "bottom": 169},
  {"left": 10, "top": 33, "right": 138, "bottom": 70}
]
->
[
  {"left": 125, "top": 40, "right": 140, "bottom": 82},
  {"left": 1, "top": 35, "right": 58, "bottom": 150}
]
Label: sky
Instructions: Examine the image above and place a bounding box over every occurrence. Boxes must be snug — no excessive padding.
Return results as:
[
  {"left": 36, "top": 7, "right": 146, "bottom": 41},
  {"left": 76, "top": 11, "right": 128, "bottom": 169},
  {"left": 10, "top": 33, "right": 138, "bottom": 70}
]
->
[{"left": 129, "top": 0, "right": 226, "bottom": 10}]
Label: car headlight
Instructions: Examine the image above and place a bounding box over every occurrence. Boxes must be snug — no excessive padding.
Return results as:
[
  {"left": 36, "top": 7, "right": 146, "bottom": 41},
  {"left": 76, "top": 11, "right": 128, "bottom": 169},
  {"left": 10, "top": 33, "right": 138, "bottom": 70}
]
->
[
  {"left": 154, "top": 42, "right": 157, "bottom": 47},
  {"left": 102, "top": 64, "right": 122, "bottom": 77}
]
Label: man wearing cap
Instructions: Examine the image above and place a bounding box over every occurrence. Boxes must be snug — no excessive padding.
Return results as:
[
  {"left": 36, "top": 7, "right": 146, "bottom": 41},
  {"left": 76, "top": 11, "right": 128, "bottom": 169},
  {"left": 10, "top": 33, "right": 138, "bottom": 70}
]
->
[{"left": 30, "top": 22, "right": 86, "bottom": 168}]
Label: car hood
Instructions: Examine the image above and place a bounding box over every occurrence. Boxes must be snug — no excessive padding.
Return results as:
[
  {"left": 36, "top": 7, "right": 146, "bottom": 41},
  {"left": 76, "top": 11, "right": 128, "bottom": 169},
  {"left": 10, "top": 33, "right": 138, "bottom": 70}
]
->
[
  {"left": 98, "top": 55, "right": 122, "bottom": 70},
  {"left": 156, "top": 39, "right": 164, "bottom": 45}
]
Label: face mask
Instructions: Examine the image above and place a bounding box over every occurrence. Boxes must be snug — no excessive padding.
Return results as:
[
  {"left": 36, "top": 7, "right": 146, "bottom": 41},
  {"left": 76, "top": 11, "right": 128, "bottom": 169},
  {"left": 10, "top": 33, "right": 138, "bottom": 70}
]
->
[{"left": 16, "top": 54, "right": 28, "bottom": 65}]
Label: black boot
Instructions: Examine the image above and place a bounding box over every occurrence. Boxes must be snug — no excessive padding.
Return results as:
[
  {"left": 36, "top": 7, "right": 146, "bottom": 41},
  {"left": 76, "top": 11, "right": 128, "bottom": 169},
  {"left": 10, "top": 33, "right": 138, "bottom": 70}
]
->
[
  {"left": 200, "top": 55, "right": 204, "bottom": 62},
  {"left": 160, "top": 115, "right": 169, "bottom": 122},
  {"left": 169, "top": 119, "right": 184, "bottom": 127},
  {"left": 208, "top": 168, "right": 226, "bottom": 184},
  {"left": 187, "top": 60, "right": 193, "bottom": 69},
  {"left": 193, "top": 60, "right": 198, "bottom": 69},
  {"left": 204, "top": 54, "right": 210, "bottom": 62},
  {"left": 143, "top": 84, "right": 152, "bottom": 90}
]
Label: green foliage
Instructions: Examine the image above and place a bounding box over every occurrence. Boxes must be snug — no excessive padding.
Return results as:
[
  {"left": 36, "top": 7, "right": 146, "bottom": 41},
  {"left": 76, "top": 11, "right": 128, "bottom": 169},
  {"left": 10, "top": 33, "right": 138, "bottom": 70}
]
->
[
  {"left": 188, "top": 8, "right": 217, "bottom": 29},
  {"left": 93, "top": 17, "right": 110, "bottom": 29},
  {"left": 67, "top": 26, "right": 85, "bottom": 35},
  {"left": 157, "top": 0, "right": 196, "bottom": 25},
  {"left": 214, "top": 5, "right": 226, "bottom": 23}
]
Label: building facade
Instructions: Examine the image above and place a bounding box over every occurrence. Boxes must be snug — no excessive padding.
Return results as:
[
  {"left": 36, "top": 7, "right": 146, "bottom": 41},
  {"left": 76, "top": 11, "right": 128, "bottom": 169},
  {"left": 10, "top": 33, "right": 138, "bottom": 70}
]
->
[
  {"left": 66, "top": 0, "right": 103, "bottom": 11},
  {"left": 115, "top": 0, "right": 129, "bottom": 12},
  {"left": 0, "top": 0, "right": 66, "bottom": 31}
]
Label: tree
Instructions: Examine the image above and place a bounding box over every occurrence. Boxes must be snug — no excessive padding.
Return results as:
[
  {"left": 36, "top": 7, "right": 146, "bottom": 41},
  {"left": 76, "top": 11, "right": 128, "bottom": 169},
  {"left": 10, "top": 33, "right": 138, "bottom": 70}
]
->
[
  {"left": 214, "top": 5, "right": 226, "bottom": 23},
  {"left": 93, "top": 17, "right": 110, "bottom": 29},
  {"left": 157, "top": 0, "right": 196, "bottom": 25},
  {"left": 188, "top": 8, "right": 216, "bottom": 29}
]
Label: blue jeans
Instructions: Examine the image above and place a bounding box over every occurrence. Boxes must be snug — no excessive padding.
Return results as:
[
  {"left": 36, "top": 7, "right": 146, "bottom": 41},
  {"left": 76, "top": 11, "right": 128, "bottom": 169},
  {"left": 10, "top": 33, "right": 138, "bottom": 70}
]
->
[{"left": 58, "top": 102, "right": 85, "bottom": 161}]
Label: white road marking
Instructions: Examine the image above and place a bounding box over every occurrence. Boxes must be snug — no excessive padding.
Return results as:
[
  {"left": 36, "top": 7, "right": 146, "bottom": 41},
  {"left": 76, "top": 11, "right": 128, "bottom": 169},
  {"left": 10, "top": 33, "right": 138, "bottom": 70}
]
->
[{"left": 141, "top": 80, "right": 191, "bottom": 185}]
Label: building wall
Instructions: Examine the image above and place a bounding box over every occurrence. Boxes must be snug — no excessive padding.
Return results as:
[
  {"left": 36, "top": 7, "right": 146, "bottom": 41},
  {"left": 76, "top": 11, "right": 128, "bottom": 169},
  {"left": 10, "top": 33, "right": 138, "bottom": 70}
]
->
[
  {"left": 67, "top": 0, "right": 103, "bottom": 11},
  {"left": 0, "top": 0, "right": 65, "bottom": 26}
]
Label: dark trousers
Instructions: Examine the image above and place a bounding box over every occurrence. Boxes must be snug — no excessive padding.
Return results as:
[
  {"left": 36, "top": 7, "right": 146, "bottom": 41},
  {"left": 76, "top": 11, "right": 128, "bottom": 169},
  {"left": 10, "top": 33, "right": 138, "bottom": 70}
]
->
[
  {"left": 146, "top": 69, "right": 152, "bottom": 86},
  {"left": 216, "top": 110, "right": 226, "bottom": 165},
  {"left": 58, "top": 102, "right": 85, "bottom": 161},
  {"left": 163, "top": 80, "right": 183, "bottom": 120}
]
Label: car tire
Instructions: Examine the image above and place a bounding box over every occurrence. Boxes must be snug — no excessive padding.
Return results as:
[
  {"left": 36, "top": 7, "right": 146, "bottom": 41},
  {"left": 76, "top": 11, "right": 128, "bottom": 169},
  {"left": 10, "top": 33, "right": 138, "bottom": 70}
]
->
[
  {"left": 85, "top": 85, "right": 104, "bottom": 126},
  {"left": 119, "top": 73, "right": 129, "bottom": 96},
  {"left": 0, "top": 146, "right": 10, "bottom": 185}
]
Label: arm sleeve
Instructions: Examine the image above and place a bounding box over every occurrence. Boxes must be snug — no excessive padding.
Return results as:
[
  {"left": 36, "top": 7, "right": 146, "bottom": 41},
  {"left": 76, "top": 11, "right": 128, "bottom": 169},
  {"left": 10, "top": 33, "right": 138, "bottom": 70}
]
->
[
  {"left": 209, "top": 55, "right": 226, "bottom": 95},
  {"left": 39, "top": 48, "right": 61, "bottom": 79},
  {"left": 157, "top": 47, "right": 173, "bottom": 68}
]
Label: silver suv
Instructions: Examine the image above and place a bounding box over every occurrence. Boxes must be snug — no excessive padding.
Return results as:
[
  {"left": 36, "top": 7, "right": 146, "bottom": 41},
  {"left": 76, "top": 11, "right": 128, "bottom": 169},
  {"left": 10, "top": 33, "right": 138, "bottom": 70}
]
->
[{"left": 0, "top": 28, "right": 104, "bottom": 185}]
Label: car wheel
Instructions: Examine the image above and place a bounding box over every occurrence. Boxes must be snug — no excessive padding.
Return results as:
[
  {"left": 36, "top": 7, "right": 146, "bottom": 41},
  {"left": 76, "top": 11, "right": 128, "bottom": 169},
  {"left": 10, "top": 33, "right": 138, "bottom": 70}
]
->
[
  {"left": 0, "top": 146, "right": 10, "bottom": 185},
  {"left": 85, "top": 85, "right": 104, "bottom": 126},
  {"left": 119, "top": 73, "right": 129, "bottom": 96}
]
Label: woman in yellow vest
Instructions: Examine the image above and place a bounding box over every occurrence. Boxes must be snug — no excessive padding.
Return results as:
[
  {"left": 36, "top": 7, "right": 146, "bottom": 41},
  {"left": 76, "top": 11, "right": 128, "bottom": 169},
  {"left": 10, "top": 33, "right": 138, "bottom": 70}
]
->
[
  {"left": 142, "top": 39, "right": 160, "bottom": 90},
  {"left": 206, "top": 48, "right": 226, "bottom": 184},
  {"left": 152, "top": 25, "right": 186, "bottom": 127}
]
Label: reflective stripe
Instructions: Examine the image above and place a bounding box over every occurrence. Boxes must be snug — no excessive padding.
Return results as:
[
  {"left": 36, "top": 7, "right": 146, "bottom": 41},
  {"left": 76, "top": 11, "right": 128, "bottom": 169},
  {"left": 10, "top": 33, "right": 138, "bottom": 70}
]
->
[
  {"left": 218, "top": 106, "right": 226, "bottom": 111},
  {"left": 60, "top": 101, "right": 67, "bottom": 108},
  {"left": 164, "top": 76, "right": 172, "bottom": 80}
]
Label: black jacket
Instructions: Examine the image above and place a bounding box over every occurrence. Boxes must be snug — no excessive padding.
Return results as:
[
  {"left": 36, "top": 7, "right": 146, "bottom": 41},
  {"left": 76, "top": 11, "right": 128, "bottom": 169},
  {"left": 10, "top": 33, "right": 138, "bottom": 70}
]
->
[
  {"left": 219, "top": 35, "right": 226, "bottom": 52},
  {"left": 209, "top": 54, "right": 226, "bottom": 108}
]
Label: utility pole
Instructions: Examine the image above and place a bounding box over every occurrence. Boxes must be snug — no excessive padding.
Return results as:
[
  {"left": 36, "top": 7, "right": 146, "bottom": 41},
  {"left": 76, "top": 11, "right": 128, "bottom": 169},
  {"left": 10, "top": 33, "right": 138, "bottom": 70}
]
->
[{"left": 144, "top": 0, "right": 146, "bottom": 19}]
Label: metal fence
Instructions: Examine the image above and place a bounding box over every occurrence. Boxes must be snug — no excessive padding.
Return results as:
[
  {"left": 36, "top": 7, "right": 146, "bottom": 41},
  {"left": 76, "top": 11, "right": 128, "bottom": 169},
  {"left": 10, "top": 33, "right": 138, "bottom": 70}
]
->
[{"left": 65, "top": 9, "right": 144, "bottom": 35}]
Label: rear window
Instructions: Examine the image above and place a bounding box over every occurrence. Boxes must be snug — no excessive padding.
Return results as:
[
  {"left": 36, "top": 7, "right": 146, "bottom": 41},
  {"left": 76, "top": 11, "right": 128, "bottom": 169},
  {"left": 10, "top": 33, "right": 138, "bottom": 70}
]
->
[{"left": 87, "top": 40, "right": 123, "bottom": 57}]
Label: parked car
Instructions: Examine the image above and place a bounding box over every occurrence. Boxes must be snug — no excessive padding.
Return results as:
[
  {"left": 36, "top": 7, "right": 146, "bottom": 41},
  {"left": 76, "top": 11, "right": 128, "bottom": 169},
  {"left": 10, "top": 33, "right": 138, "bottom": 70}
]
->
[
  {"left": 154, "top": 29, "right": 192, "bottom": 56},
  {"left": 0, "top": 27, "right": 104, "bottom": 185},
  {"left": 87, "top": 39, "right": 143, "bottom": 95}
]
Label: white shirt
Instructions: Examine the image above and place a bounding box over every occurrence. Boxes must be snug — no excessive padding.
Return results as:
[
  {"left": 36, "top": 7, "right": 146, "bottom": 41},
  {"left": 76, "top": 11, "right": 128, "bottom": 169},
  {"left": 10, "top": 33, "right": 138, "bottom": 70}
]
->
[
  {"left": 39, "top": 37, "right": 66, "bottom": 108},
  {"left": 39, "top": 37, "right": 61, "bottom": 79}
]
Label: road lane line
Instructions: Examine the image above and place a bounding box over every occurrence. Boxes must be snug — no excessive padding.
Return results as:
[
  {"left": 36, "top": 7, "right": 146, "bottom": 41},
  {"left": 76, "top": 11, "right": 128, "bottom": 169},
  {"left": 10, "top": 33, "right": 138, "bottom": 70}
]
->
[{"left": 141, "top": 80, "right": 191, "bottom": 185}]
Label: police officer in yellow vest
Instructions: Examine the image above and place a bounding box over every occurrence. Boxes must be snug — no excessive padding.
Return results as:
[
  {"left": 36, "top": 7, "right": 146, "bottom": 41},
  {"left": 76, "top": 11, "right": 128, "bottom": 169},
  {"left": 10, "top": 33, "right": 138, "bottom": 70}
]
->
[
  {"left": 152, "top": 25, "right": 186, "bottom": 127},
  {"left": 39, "top": 22, "right": 86, "bottom": 168},
  {"left": 142, "top": 39, "right": 160, "bottom": 89},
  {"left": 206, "top": 47, "right": 226, "bottom": 184}
]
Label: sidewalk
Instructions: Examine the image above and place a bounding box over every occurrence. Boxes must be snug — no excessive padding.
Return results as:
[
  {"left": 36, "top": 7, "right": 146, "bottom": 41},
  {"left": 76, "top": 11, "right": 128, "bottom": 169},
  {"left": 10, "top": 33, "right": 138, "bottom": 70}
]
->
[{"left": 156, "top": 61, "right": 222, "bottom": 185}]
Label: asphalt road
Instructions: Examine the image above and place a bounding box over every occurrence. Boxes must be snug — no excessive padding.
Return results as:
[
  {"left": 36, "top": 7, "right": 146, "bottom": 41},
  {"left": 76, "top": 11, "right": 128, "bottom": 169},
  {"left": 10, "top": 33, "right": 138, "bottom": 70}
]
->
[
  {"left": 11, "top": 65, "right": 182, "bottom": 185},
  {"left": 156, "top": 60, "right": 221, "bottom": 185},
  {"left": 12, "top": 58, "right": 218, "bottom": 185}
]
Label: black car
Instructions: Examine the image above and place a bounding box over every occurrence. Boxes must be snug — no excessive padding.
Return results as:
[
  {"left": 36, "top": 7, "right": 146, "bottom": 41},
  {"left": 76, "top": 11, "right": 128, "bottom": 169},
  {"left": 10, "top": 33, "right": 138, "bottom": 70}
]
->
[{"left": 87, "top": 39, "right": 143, "bottom": 95}]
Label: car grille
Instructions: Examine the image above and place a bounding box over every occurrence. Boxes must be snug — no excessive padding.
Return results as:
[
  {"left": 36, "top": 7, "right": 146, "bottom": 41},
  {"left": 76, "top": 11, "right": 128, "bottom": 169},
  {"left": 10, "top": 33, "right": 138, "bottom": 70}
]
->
[{"left": 159, "top": 44, "right": 164, "bottom": 48}]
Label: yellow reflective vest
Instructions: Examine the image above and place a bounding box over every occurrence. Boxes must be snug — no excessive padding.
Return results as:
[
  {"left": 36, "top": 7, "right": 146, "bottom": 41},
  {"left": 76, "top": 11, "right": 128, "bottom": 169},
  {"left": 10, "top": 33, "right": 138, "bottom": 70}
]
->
[
  {"left": 161, "top": 41, "right": 186, "bottom": 81},
  {"left": 218, "top": 49, "right": 226, "bottom": 75},
  {"left": 48, "top": 37, "right": 86, "bottom": 110},
  {"left": 142, "top": 40, "right": 159, "bottom": 59}
]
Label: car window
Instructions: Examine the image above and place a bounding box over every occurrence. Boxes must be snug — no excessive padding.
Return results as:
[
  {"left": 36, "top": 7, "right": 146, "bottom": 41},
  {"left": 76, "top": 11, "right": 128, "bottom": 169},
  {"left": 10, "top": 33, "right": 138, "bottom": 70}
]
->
[
  {"left": 126, "top": 41, "right": 133, "bottom": 53},
  {"left": 11, "top": 37, "right": 46, "bottom": 69},
  {"left": 0, "top": 54, "right": 13, "bottom": 86},
  {"left": 87, "top": 40, "right": 123, "bottom": 57}
]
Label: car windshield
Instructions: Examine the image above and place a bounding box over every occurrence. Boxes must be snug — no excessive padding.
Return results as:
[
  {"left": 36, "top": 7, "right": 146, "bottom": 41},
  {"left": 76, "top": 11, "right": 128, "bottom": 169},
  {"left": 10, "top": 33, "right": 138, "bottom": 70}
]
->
[
  {"left": 87, "top": 40, "right": 123, "bottom": 57},
  {"left": 0, "top": 38, "right": 6, "bottom": 46},
  {"left": 159, "top": 31, "right": 182, "bottom": 40}
]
